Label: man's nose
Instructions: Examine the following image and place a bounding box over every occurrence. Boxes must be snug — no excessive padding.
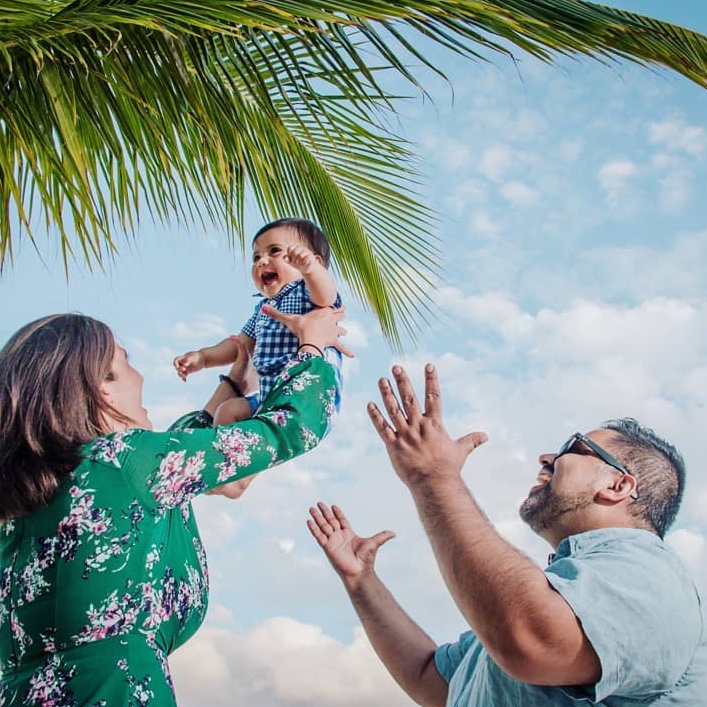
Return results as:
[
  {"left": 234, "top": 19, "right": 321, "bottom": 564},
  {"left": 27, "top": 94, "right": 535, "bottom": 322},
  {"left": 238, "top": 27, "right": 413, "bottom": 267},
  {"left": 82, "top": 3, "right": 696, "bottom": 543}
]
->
[{"left": 538, "top": 452, "right": 556, "bottom": 468}]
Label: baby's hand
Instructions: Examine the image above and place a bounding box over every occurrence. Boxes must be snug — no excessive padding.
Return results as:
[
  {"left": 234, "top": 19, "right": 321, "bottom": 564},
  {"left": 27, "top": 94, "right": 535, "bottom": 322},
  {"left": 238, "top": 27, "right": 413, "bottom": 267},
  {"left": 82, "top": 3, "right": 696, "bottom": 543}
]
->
[
  {"left": 173, "top": 350, "right": 205, "bottom": 381},
  {"left": 286, "top": 244, "right": 320, "bottom": 275}
]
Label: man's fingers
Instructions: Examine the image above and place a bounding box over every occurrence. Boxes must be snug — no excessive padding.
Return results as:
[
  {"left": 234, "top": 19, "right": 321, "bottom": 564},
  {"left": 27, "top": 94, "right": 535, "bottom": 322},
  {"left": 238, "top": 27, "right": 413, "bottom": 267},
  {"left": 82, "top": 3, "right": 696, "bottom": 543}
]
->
[
  {"left": 391, "top": 365, "right": 423, "bottom": 421},
  {"left": 367, "top": 402, "right": 397, "bottom": 443},
  {"left": 331, "top": 504, "right": 350, "bottom": 530},
  {"left": 423, "top": 363, "right": 443, "bottom": 419},
  {"left": 306, "top": 518, "right": 327, "bottom": 546},
  {"left": 377, "top": 376, "right": 409, "bottom": 428},
  {"left": 458, "top": 431, "right": 489, "bottom": 456},
  {"left": 370, "top": 530, "right": 396, "bottom": 549},
  {"left": 318, "top": 501, "right": 341, "bottom": 531}
]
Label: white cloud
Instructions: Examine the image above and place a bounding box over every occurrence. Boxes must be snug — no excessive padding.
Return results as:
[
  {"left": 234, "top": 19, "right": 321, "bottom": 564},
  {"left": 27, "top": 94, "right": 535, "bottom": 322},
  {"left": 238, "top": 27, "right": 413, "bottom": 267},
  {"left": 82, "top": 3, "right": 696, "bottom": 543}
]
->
[
  {"left": 445, "top": 179, "right": 488, "bottom": 216},
  {"left": 167, "top": 314, "right": 230, "bottom": 341},
  {"left": 658, "top": 169, "right": 691, "bottom": 213},
  {"left": 340, "top": 317, "right": 368, "bottom": 349},
  {"left": 597, "top": 158, "right": 637, "bottom": 205},
  {"left": 666, "top": 529, "right": 707, "bottom": 586},
  {"left": 500, "top": 180, "right": 541, "bottom": 207},
  {"left": 480, "top": 144, "right": 513, "bottom": 181},
  {"left": 171, "top": 621, "right": 415, "bottom": 707},
  {"left": 557, "top": 139, "right": 584, "bottom": 162},
  {"left": 470, "top": 209, "right": 502, "bottom": 240},
  {"left": 649, "top": 118, "right": 707, "bottom": 156},
  {"left": 273, "top": 537, "right": 296, "bottom": 554},
  {"left": 420, "top": 132, "right": 473, "bottom": 171}
]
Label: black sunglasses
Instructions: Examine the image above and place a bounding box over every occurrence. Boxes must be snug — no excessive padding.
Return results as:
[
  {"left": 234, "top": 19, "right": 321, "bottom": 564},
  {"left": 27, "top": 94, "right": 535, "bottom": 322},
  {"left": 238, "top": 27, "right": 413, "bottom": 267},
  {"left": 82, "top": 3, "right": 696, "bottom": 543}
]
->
[{"left": 556, "top": 432, "right": 638, "bottom": 500}]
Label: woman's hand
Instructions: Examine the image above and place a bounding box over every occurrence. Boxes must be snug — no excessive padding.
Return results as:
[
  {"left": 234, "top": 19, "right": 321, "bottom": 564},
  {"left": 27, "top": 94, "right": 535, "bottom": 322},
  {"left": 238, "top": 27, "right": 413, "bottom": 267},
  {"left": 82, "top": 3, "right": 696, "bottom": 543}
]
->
[
  {"left": 206, "top": 475, "right": 256, "bottom": 499},
  {"left": 261, "top": 305, "right": 353, "bottom": 358}
]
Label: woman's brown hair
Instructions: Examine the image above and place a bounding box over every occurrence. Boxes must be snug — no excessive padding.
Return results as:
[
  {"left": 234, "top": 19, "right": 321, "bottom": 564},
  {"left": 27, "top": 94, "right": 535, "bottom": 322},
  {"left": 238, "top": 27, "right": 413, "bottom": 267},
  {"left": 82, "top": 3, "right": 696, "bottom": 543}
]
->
[{"left": 0, "top": 314, "right": 118, "bottom": 521}]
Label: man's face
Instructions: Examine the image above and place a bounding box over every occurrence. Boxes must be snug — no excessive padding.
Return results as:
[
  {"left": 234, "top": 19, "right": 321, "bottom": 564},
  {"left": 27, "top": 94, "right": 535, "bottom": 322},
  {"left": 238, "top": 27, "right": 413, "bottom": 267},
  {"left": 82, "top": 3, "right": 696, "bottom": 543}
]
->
[{"left": 519, "top": 429, "right": 623, "bottom": 537}]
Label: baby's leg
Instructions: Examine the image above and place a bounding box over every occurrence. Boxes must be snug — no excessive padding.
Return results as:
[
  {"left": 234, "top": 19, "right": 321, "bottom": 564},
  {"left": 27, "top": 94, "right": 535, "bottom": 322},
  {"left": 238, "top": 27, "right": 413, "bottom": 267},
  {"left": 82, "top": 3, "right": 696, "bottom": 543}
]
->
[{"left": 213, "top": 397, "right": 253, "bottom": 426}]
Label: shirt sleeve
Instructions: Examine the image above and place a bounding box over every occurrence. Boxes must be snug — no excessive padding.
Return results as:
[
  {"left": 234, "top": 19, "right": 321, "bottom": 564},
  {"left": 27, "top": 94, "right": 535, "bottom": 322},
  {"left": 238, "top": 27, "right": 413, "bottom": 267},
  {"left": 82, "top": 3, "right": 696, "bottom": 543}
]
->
[
  {"left": 107, "top": 356, "right": 337, "bottom": 511},
  {"left": 435, "top": 631, "right": 480, "bottom": 683},
  {"left": 545, "top": 539, "right": 702, "bottom": 702},
  {"left": 241, "top": 298, "right": 263, "bottom": 339}
]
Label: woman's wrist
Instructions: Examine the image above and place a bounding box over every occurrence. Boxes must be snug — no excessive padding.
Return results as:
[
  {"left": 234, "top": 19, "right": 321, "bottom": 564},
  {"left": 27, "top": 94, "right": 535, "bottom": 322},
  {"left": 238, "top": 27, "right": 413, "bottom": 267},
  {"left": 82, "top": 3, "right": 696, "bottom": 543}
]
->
[{"left": 296, "top": 343, "right": 325, "bottom": 358}]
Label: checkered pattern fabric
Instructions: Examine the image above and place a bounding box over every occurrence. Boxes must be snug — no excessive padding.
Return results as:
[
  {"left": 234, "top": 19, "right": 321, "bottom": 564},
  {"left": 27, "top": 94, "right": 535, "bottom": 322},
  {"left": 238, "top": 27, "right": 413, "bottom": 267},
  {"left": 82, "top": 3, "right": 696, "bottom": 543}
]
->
[{"left": 242, "top": 279, "right": 343, "bottom": 404}]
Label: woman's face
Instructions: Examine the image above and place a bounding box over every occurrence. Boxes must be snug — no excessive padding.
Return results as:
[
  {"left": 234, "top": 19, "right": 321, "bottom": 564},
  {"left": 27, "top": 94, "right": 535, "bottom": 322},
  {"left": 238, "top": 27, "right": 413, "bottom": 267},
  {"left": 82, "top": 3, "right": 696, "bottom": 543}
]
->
[{"left": 100, "top": 344, "right": 152, "bottom": 431}]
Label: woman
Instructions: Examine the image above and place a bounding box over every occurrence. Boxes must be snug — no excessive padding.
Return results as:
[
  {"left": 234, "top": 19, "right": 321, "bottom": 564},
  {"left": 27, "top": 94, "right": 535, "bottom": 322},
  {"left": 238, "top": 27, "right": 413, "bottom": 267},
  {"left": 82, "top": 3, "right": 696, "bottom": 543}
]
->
[{"left": 0, "top": 306, "right": 347, "bottom": 706}]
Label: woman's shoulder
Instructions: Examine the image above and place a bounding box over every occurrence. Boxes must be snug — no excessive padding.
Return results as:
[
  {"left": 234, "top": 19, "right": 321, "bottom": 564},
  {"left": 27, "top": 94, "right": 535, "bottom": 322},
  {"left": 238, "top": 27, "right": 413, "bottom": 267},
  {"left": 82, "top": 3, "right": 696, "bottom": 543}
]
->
[{"left": 81, "top": 428, "right": 149, "bottom": 469}]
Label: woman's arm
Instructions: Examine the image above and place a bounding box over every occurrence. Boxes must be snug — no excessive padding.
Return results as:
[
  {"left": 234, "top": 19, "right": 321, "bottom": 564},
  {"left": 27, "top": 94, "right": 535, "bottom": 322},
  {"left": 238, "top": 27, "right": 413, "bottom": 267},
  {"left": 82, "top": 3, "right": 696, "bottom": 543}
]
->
[
  {"left": 119, "top": 355, "right": 338, "bottom": 509},
  {"left": 117, "top": 307, "right": 350, "bottom": 508}
]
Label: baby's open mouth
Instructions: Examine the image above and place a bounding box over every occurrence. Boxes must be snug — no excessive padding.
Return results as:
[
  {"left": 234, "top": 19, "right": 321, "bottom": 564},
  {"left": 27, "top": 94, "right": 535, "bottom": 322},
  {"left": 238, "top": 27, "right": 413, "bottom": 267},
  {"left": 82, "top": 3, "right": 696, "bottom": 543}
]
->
[{"left": 261, "top": 272, "right": 278, "bottom": 286}]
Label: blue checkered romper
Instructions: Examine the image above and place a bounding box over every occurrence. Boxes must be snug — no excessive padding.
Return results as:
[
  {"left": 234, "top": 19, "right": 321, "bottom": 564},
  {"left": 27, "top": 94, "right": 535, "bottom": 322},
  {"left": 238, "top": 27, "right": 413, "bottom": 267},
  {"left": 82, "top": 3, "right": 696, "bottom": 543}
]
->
[{"left": 241, "top": 279, "right": 343, "bottom": 411}]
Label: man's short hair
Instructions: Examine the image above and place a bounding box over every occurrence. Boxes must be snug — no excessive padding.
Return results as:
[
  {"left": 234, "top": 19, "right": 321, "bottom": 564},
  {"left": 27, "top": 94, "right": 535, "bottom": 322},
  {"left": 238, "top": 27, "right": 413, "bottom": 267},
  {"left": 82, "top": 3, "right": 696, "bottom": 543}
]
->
[{"left": 602, "top": 418, "right": 685, "bottom": 538}]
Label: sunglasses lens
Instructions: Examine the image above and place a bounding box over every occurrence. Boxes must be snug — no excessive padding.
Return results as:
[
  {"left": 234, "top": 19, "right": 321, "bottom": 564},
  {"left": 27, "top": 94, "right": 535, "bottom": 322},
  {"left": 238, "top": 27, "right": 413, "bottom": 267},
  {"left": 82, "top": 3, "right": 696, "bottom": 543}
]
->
[{"left": 558, "top": 435, "right": 578, "bottom": 457}]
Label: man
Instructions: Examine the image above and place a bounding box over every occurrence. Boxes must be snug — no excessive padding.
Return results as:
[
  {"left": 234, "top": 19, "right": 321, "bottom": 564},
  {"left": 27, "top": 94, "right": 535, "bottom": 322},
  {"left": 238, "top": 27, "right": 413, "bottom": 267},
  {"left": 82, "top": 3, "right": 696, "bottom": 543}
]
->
[{"left": 308, "top": 364, "right": 707, "bottom": 705}]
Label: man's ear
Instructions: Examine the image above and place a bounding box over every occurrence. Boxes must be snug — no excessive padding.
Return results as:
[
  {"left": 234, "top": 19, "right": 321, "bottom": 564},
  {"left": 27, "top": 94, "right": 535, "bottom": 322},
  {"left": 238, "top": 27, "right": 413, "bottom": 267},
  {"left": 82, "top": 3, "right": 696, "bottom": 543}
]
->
[{"left": 596, "top": 473, "right": 637, "bottom": 504}]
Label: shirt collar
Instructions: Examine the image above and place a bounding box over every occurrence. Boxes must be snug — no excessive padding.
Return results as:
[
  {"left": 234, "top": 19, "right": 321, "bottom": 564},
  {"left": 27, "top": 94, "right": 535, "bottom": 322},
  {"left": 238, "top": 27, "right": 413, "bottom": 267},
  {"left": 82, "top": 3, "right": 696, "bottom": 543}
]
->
[
  {"left": 252, "top": 279, "right": 302, "bottom": 302},
  {"left": 548, "top": 527, "right": 661, "bottom": 566}
]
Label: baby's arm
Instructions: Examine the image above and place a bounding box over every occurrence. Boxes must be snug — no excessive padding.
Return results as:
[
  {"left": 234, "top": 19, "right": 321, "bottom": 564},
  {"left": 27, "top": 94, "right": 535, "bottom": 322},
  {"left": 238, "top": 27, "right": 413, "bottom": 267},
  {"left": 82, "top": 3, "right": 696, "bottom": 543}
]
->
[
  {"left": 173, "top": 337, "right": 244, "bottom": 381},
  {"left": 287, "top": 244, "right": 337, "bottom": 307}
]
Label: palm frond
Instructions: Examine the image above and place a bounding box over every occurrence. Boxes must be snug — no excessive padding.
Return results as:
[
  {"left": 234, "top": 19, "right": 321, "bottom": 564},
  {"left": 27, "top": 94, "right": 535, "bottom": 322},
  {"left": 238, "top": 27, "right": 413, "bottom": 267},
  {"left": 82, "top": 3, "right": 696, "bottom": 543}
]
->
[{"left": 0, "top": 0, "right": 706, "bottom": 348}]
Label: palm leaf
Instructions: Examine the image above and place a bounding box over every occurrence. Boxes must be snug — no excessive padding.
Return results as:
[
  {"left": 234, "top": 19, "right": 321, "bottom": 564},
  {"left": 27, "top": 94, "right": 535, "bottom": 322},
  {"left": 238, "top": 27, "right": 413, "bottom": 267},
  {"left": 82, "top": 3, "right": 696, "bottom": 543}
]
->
[{"left": 0, "top": 0, "right": 706, "bottom": 347}]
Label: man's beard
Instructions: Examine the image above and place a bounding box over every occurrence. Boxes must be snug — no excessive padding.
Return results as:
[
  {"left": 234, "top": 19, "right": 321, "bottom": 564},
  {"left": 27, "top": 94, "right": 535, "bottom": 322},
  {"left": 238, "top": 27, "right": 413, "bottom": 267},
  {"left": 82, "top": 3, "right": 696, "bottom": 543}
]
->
[{"left": 519, "top": 483, "right": 593, "bottom": 535}]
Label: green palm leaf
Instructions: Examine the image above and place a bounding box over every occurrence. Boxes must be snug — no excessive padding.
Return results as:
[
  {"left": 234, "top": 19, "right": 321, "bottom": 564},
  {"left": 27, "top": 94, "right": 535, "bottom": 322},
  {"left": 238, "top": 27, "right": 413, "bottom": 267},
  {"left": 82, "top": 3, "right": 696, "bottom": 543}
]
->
[{"left": 0, "top": 1, "right": 705, "bottom": 347}]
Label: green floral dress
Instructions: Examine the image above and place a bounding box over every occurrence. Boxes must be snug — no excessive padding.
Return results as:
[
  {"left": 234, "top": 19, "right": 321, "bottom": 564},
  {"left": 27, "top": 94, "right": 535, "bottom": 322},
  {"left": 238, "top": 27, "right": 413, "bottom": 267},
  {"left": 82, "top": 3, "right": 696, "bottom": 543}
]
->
[{"left": 0, "top": 356, "right": 337, "bottom": 706}]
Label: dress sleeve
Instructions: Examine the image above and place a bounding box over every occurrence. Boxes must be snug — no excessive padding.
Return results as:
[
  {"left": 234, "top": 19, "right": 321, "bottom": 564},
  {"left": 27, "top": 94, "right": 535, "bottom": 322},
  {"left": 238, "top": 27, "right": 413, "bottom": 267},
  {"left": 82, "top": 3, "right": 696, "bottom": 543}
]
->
[{"left": 100, "top": 356, "right": 337, "bottom": 511}]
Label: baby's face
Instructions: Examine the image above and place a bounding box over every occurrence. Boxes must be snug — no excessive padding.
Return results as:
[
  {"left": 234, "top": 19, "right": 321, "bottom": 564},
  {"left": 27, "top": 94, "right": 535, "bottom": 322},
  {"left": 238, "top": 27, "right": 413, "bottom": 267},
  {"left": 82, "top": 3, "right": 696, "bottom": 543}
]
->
[{"left": 251, "top": 226, "right": 308, "bottom": 298}]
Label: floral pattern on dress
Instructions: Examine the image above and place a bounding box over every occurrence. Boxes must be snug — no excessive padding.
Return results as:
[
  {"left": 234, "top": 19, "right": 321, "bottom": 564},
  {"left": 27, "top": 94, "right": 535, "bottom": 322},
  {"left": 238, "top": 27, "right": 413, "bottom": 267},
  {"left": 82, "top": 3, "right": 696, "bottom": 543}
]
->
[
  {"left": 55, "top": 486, "right": 112, "bottom": 562},
  {"left": 18, "top": 486, "right": 113, "bottom": 600},
  {"left": 321, "top": 386, "right": 338, "bottom": 418},
  {"left": 74, "top": 589, "right": 141, "bottom": 644},
  {"left": 23, "top": 653, "right": 107, "bottom": 707},
  {"left": 88, "top": 430, "right": 134, "bottom": 467},
  {"left": 83, "top": 500, "right": 145, "bottom": 578},
  {"left": 213, "top": 427, "right": 263, "bottom": 483},
  {"left": 299, "top": 426, "right": 320, "bottom": 452},
  {"left": 11, "top": 613, "right": 32, "bottom": 663},
  {"left": 73, "top": 559, "right": 208, "bottom": 648},
  {"left": 279, "top": 368, "right": 320, "bottom": 393},
  {"left": 149, "top": 450, "right": 206, "bottom": 507},
  {"left": 0, "top": 564, "right": 12, "bottom": 628},
  {"left": 117, "top": 657, "right": 154, "bottom": 706}
]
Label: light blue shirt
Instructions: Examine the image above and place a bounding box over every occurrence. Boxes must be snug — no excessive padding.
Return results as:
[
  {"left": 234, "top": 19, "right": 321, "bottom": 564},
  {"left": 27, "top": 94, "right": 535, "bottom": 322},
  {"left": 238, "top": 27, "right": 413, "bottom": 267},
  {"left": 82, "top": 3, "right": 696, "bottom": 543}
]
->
[{"left": 435, "top": 528, "right": 707, "bottom": 705}]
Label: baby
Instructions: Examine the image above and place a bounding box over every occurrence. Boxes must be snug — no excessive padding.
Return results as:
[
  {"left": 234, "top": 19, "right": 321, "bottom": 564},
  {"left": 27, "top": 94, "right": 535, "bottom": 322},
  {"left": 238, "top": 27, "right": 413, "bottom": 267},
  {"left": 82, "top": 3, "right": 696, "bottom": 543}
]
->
[{"left": 174, "top": 218, "right": 343, "bottom": 425}]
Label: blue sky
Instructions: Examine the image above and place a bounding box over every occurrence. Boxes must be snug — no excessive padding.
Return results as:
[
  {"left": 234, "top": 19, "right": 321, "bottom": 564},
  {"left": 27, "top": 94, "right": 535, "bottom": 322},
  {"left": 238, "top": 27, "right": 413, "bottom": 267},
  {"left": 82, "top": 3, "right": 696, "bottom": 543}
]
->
[{"left": 2, "top": 2, "right": 707, "bottom": 705}]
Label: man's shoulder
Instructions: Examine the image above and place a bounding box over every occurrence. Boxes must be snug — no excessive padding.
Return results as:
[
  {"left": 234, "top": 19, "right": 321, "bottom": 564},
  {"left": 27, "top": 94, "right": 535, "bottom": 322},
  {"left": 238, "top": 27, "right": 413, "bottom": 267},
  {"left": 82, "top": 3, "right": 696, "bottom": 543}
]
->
[{"left": 550, "top": 527, "right": 695, "bottom": 591}]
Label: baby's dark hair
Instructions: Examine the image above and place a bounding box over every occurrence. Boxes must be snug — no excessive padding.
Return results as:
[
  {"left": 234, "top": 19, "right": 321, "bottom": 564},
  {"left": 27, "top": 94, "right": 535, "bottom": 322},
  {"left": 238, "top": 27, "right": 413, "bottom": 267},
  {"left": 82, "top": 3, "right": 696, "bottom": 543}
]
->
[{"left": 252, "top": 218, "right": 331, "bottom": 268}]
